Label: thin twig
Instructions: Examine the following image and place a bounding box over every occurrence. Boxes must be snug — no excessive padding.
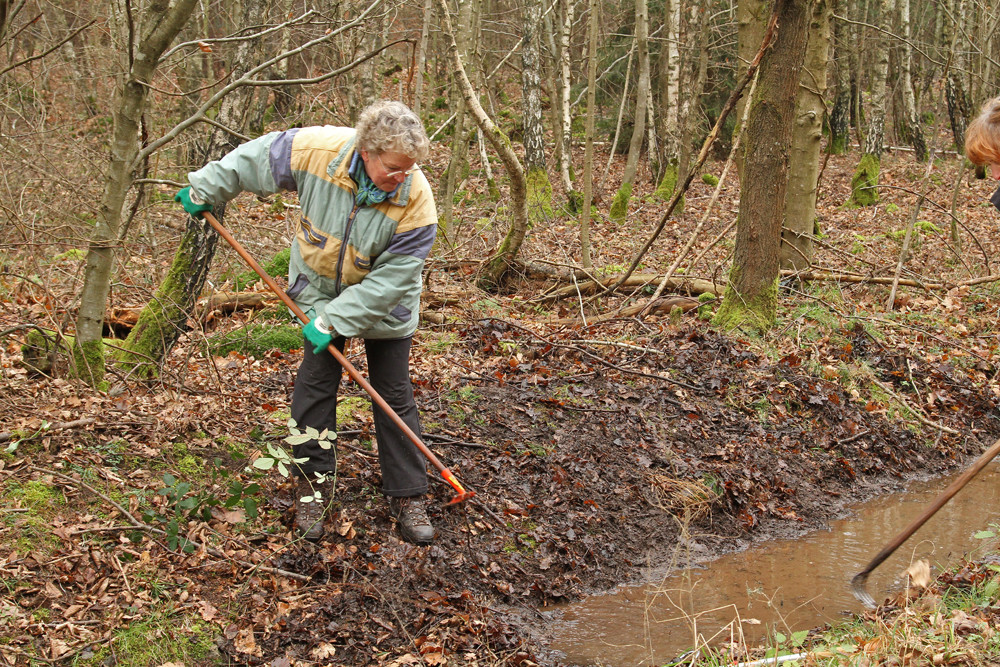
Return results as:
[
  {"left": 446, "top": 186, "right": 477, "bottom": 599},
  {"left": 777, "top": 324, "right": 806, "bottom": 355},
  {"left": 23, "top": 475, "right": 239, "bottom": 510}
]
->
[{"left": 870, "top": 378, "right": 959, "bottom": 435}]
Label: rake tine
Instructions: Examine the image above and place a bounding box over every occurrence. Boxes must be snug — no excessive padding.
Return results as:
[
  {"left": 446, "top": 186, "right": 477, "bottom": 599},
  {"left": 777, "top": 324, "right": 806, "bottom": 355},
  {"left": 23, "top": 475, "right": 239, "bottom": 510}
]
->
[{"left": 850, "top": 570, "right": 877, "bottom": 609}]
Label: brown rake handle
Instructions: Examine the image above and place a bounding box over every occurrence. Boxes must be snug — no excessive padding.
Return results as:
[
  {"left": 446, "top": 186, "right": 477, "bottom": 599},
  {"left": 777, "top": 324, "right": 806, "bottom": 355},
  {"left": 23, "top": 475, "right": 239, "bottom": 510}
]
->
[
  {"left": 851, "top": 435, "right": 1000, "bottom": 607},
  {"left": 202, "top": 211, "right": 474, "bottom": 503}
]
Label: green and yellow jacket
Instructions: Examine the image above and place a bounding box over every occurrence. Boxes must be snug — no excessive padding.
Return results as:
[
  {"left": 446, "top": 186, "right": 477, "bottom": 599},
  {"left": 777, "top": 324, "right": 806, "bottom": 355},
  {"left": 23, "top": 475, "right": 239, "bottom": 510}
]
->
[{"left": 188, "top": 126, "right": 437, "bottom": 340}]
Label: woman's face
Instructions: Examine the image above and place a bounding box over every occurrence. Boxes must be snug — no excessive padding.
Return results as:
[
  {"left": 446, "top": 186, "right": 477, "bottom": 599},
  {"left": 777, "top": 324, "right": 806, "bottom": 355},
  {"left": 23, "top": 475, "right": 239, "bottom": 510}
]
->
[{"left": 361, "top": 149, "right": 418, "bottom": 193}]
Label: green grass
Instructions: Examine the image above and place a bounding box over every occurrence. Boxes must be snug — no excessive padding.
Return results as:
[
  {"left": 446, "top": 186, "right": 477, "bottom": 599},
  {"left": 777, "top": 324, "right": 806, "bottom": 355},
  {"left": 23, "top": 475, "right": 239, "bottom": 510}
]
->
[{"left": 76, "top": 608, "right": 218, "bottom": 666}]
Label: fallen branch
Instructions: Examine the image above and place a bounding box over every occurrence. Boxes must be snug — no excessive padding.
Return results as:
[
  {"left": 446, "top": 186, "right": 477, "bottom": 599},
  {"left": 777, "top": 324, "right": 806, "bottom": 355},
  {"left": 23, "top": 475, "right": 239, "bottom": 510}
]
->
[
  {"left": 547, "top": 296, "right": 700, "bottom": 325},
  {"left": 0, "top": 417, "right": 97, "bottom": 445}
]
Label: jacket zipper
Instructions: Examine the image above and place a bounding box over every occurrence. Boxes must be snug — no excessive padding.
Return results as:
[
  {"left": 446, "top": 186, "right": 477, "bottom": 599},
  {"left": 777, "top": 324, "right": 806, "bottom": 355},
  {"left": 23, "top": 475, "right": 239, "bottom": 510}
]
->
[{"left": 335, "top": 202, "right": 361, "bottom": 295}]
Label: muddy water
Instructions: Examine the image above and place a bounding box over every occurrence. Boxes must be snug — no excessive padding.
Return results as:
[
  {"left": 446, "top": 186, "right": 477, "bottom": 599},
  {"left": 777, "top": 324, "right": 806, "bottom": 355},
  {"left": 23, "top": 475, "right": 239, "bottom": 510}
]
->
[{"left": 545, "top": 463, "right": 1000, "bottom": 666}]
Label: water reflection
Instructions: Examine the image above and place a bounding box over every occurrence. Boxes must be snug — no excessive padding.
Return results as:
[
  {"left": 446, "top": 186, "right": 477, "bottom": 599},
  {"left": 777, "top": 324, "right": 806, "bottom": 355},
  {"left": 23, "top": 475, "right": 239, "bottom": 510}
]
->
[{"left": 546, "top": 463, "right": 1000, "bottom": 666}]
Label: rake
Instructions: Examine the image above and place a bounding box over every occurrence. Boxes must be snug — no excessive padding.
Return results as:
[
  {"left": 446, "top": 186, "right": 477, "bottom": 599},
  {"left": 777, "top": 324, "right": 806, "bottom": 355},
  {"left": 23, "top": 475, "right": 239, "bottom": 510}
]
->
[
  {"left": 203, "top": 211, "right": 475, "bottom": 505},
  {"left": 851, "top": 436, "right": 1000, "bottom": 607}
]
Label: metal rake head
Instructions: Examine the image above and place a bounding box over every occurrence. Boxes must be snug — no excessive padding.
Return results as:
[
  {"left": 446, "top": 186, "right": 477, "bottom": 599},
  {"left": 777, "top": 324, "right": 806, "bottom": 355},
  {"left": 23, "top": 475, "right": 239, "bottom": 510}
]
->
[{"left": 851, "top": 570, "right": 878, "bottom": 609}]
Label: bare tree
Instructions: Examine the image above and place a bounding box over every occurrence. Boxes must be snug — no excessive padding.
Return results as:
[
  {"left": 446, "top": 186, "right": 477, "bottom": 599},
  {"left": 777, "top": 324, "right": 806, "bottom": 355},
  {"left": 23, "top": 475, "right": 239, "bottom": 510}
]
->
[
  {"left": 714, "top": 0, "right": 813, "bottom": 332},
  {"left": 118, "top": 0, "right": 276, "bottom": 379},
  {"left": 848, "top": 0, "right": 889, "bottom": 207},
  {"left": 435, "top": 0, "right": 528, "bottom": 290},
  {"left": 73, "top": 0, "right": 201, "bottom": 384},
  {"left": 609, "top": 0, "right": 650, "bottom": 222}
]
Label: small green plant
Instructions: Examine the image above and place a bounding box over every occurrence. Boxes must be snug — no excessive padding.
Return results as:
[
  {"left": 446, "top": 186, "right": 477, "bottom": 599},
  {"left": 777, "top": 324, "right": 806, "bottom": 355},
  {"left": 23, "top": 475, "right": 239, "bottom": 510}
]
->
[
  {"left": 143, "top": 469, "right": 260, "bottom": 552},
  {"left": 702, "top": 173, "right": 719, "bottom": 186}
]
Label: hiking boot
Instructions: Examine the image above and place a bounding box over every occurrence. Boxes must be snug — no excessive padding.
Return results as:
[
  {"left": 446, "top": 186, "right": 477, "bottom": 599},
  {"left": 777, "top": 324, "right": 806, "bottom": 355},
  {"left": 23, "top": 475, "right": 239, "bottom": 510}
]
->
[
  {"left": 388, "top": 496, "right": 435, "bottom": 545},
  {"left": 294, "top": 479, "right": 330, "bottom": 542}
]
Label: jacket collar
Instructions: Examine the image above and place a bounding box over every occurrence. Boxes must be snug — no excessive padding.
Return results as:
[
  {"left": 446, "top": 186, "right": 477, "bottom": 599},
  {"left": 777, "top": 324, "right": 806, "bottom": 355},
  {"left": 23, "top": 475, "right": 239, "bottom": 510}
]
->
[{"left": 326, "top": 134, "right": 412, "bottom": 206}]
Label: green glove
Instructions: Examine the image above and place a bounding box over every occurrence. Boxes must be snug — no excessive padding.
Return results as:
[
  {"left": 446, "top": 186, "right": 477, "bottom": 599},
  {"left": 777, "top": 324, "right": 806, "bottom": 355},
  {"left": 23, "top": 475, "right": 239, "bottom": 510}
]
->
[
  {"left": 303, "top": 317, "right": 334, "bottom": 354},
  {"left": 174, "top": 186, "right": 213, "bottom": 218}
]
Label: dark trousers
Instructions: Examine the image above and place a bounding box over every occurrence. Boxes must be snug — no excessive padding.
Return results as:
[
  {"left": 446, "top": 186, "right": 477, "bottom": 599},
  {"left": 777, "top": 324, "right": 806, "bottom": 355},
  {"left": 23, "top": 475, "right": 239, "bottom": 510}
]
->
[{"left": 290, "top": 336, "right": 428, "bottom": 497}]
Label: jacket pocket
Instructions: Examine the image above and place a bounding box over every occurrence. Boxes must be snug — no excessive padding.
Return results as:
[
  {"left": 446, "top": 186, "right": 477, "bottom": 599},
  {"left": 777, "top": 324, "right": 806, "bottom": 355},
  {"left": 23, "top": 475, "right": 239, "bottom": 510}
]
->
[{"left": 297, "top": 216, "right": 343, "bottom": 278}]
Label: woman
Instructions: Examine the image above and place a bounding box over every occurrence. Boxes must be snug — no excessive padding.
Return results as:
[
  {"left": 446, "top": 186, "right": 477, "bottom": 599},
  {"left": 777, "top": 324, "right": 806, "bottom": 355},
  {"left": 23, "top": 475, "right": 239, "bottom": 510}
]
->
[
  {"left": 175, "top": 101, "right": 438, "bottom": 544},
  {"left": 965, "top": 97, "right": 1000, "bottom": 210}
]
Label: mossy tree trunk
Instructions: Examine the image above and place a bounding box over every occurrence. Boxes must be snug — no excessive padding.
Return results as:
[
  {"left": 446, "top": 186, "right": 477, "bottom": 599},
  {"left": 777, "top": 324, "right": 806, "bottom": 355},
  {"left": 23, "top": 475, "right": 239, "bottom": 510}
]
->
[
  {"left": 118, "top": 0, "right": 273, "bottom": 378},
  {"left": 72, "top": 0, "right": 200, "bottom": 386},
  {"left": 828, "top": 4, "right": 850, "bottom": 156},
  {"left": 435, "top": 0, "right": 528, "bottom": 291},
  {"left": 897, "top": 0, "right": 926, "bottom": 161},
  {"left": 714, "top": 0, "right": 813, "bottom": 332},
  {"left": 610, "top": 0, "right": 649, "bottom": 223},
  {"left": 848, "top": 0, "right": 888, "bottom": 207},
  {"left": 781, "top": 0, "right": 830, "bottom": 270},
  {"left": 522, "top": 0, "right": 552, "bottom": 225}
]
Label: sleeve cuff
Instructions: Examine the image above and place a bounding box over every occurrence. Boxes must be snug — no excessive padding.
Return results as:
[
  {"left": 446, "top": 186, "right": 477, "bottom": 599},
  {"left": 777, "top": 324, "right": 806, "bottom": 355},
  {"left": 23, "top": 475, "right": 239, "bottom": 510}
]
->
[{"left": 313, "top": 315, "right": 333, "bottom": 334}]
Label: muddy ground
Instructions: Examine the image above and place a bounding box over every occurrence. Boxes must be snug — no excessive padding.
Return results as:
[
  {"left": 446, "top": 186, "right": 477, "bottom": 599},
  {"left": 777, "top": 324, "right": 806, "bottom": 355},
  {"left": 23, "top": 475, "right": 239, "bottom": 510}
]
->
[{"left": 3, "top": 305, "right": 998, "bottom": 665}]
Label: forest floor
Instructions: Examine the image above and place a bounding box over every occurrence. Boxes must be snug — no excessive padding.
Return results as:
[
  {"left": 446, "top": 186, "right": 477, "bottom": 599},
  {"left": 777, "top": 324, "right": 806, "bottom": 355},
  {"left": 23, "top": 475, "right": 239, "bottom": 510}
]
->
[{"left": 1, "top": 142, "right": 999, "bottom": 666}]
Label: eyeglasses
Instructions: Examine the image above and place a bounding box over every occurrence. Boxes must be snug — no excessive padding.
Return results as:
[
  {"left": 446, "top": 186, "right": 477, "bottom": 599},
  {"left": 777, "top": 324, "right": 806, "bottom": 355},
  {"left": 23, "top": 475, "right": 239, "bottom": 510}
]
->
[{"left": 374, "top": 152, "right": 420, "bottom": 178}]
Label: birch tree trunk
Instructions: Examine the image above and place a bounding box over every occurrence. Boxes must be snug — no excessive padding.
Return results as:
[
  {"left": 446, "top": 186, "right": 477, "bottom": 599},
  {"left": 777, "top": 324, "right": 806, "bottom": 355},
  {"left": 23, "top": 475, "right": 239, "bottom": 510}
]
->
[
  {"left": 73, "top": 0, "right": 199, "bottom": 385},
  {"left": 897, "top": 0, "right": 926, "bottom": 161},
  {"left": 848, "top": 0, "right": 889, "bottom": 207},
  {"left": 522, "top": 0, "right": 552, "bottom": 224},
  {"left": 714, "top": 0, "right": 813, "bottom": 332},
  {"left": 654, "top": 0, "right": 682, "bottom": 201},
  {"left": 610, "top": 0, "right": 650, "bottom": 222},
  {"left": 435, "top": 0, "right": 528, "bottom": 290},
  {"left": 117, "top": 0, "right": 273, "bottom": 378},
  {"left": 579, "top": 0, "right": 599, "bottom": 269},
  {"left": 780, "top": 0, "right": 830, "bottom": 269},
  {"left": 558, "top": 0, "right": 577, "bottom": 205}
]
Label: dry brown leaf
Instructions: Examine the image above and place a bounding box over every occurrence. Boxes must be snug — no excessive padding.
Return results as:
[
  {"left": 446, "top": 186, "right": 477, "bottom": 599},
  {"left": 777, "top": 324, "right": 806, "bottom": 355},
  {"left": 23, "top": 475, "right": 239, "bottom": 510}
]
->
[
  {"left": 235, "top": 627, "right": 262, "bottom": 656},
  {"left": 310, "top": 642, "right": 337, "bottom": 659},
  {"left": 905, "top": 559, "right": 931, "bottom": 589}
]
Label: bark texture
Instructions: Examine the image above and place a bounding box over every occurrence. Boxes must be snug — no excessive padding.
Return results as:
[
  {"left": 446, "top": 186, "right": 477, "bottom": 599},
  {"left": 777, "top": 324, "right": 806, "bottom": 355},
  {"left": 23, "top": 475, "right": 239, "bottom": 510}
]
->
[
  {"left": 714, "top": 0, "right": 813, "bottom": 332},
  {"left": 781, "top": 0, "right": 830, "bottom": 270}
]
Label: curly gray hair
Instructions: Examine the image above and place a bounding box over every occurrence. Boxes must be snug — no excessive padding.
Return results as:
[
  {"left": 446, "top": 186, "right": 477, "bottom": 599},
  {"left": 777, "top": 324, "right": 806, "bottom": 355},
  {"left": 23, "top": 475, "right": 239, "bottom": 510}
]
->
[{"left": 355, "top": 101, "right": 430, "bottom": 162}]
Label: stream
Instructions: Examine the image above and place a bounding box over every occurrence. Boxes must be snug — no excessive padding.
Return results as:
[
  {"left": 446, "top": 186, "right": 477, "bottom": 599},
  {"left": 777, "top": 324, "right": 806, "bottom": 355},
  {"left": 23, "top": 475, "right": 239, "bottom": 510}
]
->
[{"left": 544, "top": 463, "right": 1000, "bottom": 666}]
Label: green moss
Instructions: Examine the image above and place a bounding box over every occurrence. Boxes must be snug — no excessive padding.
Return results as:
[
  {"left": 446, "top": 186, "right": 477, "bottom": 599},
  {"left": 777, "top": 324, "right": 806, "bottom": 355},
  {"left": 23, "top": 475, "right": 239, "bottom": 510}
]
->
[
  {"left": 336, "top": 396, "right": 369, "bottom": 426},
  {"left": 848, "top": 153, "right": 880, "bottom": 207},
  {"left": 71, "top": 338, "right": 106, "bottom": 385},
  {"left": 84, "top": 610, "right": 217, "bottom": 666},
  {"left": 3, "top": 481, "right": 63, "bottom": 552},
  {"left": 702, "top": 173, "right": 720, "bottom": 187},
  {"left": 205, "top": 323, "right": 302, "bottom": 358},
  {"left": 653, "top": 164, "right": 684, "bottom": 212},
  {"left": 697, "top": 293, "right": 717, "bottom": 320},
  {"left": 233, "top": 247, "right": 291, "bottom": 291},
  {"left": 712, "top": 272, "right": 779, "bottom": 332},
  {"left": 525, "top": 165, "right": 554, "bottom": 224},
  {"left": 609, "top": 182, "right": 633, "bottom": 222}
]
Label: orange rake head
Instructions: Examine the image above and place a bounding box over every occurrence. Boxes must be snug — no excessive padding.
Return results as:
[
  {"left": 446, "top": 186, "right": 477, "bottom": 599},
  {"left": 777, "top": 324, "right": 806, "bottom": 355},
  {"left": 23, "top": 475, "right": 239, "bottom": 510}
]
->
[{"left": 442, "top": 469, "right": 476, "bottom": 505}]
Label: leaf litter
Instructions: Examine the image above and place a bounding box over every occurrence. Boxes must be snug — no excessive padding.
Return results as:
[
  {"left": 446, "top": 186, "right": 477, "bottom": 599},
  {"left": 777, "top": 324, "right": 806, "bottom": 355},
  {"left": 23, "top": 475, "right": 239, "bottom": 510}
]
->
[{"left": 0, "top": 147, "right": 998, "bottom": 665}]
